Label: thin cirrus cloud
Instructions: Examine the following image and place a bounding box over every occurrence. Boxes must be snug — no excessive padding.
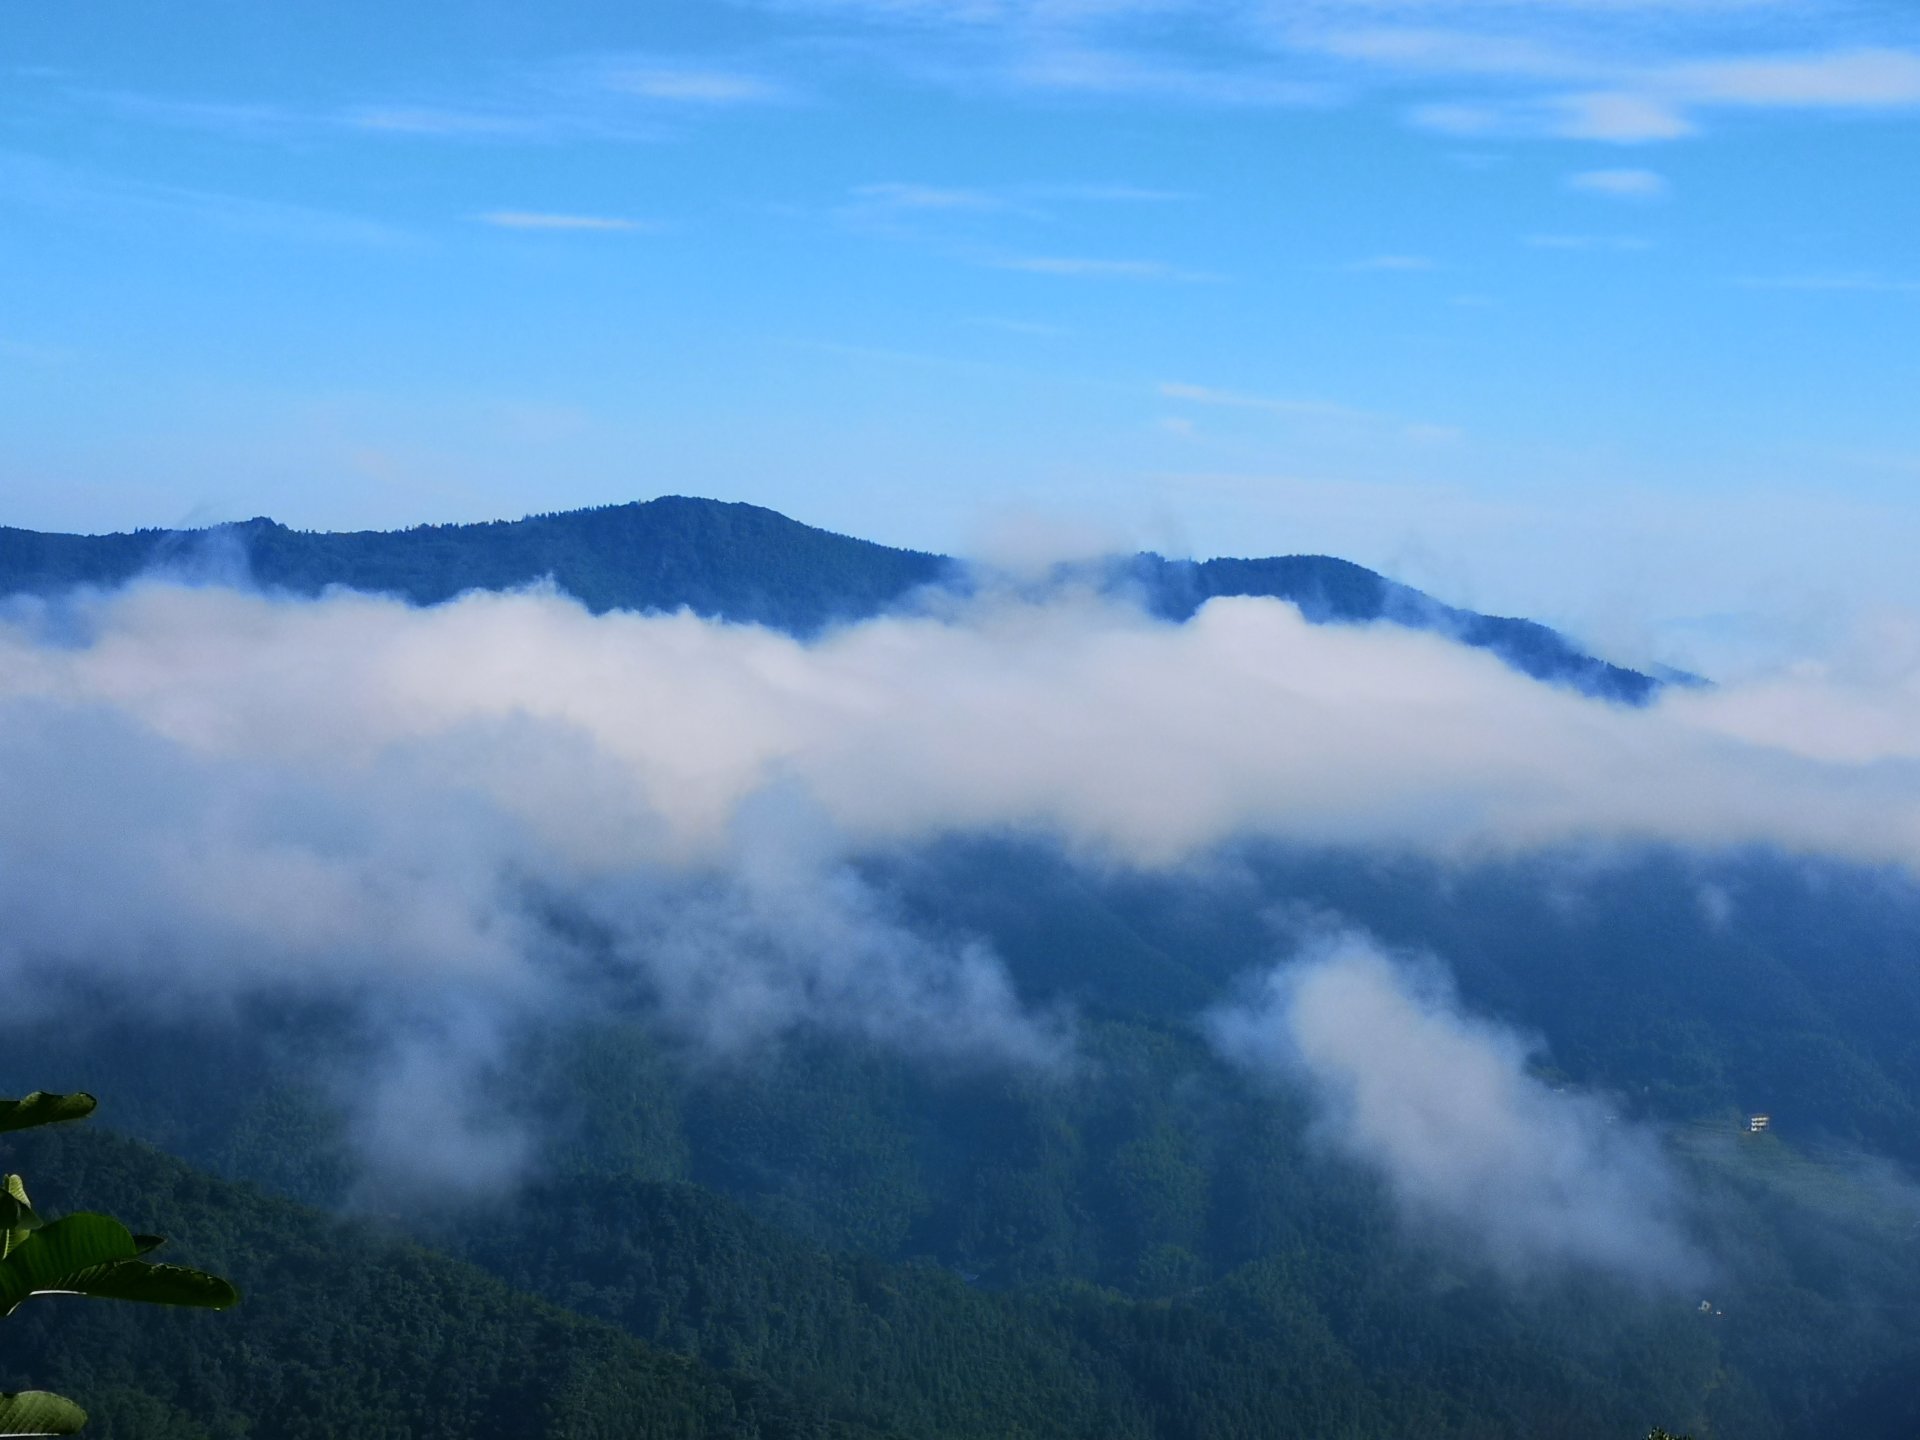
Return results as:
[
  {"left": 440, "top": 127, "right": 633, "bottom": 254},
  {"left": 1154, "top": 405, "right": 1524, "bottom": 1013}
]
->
[
  {"left": 1733, "top": 272, "right": 1920, "bottom": 296},
  {"left": 1672, "top": 46, "right": 1920, "bottom": 106},
  {"left": 1344, "top": 253, "right": 1439, "bottom": 272},
  {"left": 344, "top": 105, "right": 551, "bottom": 138},
  {"left": 836, "top": 179, "right": 1195, "bottom": 251},
  {"left": 852, "top": 181, "right": 1010, "bottom": 211},
  {"left": 591, "top": 62, "right": 789, "bottom": 104},
  {"left": 1158, "top": 380, "right": 1462, "bottom": 443},
  {"left": 989, "top": 254, "right": 1221, "bottom": 281},
  {"left": 57, "top": 6, "right": 1920, "bottom": 147},
  {"left": 748, "top": 0, "right": 1920, "bottom": 137},
  {"left": 1549, "top": 90, "right": 1696, "bottom": 142},
  {"left": 1404, "top": 45, "right": 1920, "bottom": 141},
  {"left": 475, "top": 210, "right": 661, "bottom": 232},
  {"left": 63, "top": 55, "right": 790, "bottom": 148},
  {"left": 0, "top": 149, "right": 410, "bottom": 247},
  {"left": 1565, "top": 167, "right": 1669, "bottom": 199},
  {"left": 1003, "top": 46, "right": 1332, "bottom": 105},
  {"left": 1525, "top": 232, "right": 1654, "bottom": 251}
]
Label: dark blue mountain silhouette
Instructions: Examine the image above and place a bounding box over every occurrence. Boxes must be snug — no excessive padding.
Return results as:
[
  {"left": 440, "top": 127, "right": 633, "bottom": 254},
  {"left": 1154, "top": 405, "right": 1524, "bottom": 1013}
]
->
[{"left": 0, "top": 494, "right": 1672, "bottom": 701}]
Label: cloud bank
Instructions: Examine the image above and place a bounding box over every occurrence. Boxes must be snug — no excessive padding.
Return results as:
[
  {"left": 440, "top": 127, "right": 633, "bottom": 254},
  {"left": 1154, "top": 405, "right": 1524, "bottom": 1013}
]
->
[
  {"left": 4, "top": 575, "right": 1920, "bottom": 1194},
  {"left": 1208, "top": 934, "right": 1702, "bottom": 1285}
]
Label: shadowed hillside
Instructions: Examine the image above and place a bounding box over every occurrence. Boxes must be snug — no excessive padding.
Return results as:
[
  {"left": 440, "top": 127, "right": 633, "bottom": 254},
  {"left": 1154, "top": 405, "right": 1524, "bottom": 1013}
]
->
[{"left": 0, "top": 496, "right": 1667, "bottom": 701}]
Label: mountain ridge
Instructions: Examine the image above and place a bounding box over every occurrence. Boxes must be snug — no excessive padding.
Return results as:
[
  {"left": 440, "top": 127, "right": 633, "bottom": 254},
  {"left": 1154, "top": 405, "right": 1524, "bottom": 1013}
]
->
[{"left": 0, "top": 495, "right": 1666, "bottom": 701}]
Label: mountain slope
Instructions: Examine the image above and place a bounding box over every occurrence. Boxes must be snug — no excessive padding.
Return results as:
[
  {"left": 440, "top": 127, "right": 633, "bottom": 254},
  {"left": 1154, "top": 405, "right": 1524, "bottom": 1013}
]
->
[
  {"left": 0, "top": 498, "right": 952, "bottom": 637},
  {"left": 0, "top": 496, "right": 1663, "bottom": 700},
  {"left": 1, "top": 1125, "right": 903, "bottom": 1440}
]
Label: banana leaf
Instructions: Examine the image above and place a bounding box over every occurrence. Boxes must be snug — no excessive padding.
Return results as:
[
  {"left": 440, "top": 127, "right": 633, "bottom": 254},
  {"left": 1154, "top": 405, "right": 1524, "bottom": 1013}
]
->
[
  {"left": 0, "top": 1096, "right": 96, "bottom": 1135},
  {"left": 0, "top": 1390, "right": 87, "bottom": 1437}
]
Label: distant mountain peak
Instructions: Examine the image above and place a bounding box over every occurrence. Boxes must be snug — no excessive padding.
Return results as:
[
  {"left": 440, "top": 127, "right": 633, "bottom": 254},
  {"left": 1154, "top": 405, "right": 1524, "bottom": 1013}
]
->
[{"left": 0, "top": 495, "right": 1666, "bottom": 701}]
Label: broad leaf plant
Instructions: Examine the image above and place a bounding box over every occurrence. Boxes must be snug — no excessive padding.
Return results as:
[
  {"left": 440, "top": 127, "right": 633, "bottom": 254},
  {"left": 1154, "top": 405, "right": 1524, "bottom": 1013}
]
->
[{"left": 1, "top": 1093, "right": 239, "bottom": 1437}]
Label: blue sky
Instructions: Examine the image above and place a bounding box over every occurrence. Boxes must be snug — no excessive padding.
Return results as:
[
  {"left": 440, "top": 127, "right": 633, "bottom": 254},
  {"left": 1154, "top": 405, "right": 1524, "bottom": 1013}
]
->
[{"left": 5, "top": 0, "right": 1919, "bottom": 663}]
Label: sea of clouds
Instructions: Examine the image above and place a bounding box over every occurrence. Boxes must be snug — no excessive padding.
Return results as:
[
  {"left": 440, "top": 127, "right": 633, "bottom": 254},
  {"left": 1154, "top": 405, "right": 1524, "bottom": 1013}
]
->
[{"left": 4, "top": 575, "right": 1916, "bottom": 1271}]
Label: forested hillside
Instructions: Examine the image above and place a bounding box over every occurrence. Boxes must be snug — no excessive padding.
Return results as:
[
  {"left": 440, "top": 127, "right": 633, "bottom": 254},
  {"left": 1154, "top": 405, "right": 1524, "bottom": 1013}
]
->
[
  {"left": 1, "top": 1127, "right": 902, "bottom": 1440},
  {"left": 0, "top": 497, "right": 1659, "bottom": 700},
  {"left": 10, "top": 834, "right": 1920, "bottom": 1440},
  {"left": 5, "top": 500, "right": 1916, "bottom": 1438}
]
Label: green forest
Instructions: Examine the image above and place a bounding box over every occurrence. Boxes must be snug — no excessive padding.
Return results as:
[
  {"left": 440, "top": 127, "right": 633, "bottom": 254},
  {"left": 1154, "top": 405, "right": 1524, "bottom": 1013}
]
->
[
  {"left": 3, "top": 504, "right": 1915, "bottom": 1437},
  {"left": 8, "top": 838, "right": 1920, "bottom": 1437}
]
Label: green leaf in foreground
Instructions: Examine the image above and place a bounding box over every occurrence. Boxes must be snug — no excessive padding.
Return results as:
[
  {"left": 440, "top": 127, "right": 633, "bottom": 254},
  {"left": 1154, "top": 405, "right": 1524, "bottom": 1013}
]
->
[
  {"left": 2, "top": 1176, "right": 42, "bottom": 1261},
  {"left": 55, "top": 1260, "right": 239, "bottom": 1310},
  {"left": 0, "top": 1213, "right": 238, "bottom": 1317},
  {"left": 0, "top": 1096, "right": 96, "bottom": 1136},
  {"left": 0, "top": 1390, "right": 87, "bottom": 1437}
]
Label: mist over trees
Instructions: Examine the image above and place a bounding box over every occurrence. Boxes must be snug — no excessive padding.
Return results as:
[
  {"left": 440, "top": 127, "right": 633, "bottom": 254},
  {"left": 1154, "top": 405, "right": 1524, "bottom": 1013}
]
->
[{"left": 4, "top": 503, "right": 1919, "bottom": 1437}]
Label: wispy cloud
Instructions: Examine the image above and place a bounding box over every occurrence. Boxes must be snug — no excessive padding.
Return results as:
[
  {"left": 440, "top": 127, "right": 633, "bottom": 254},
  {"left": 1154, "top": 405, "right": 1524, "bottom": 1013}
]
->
[
  {"left": 1298, "top": 25, "right": 1593, "bottom": 81},
  {"left": 1525, "top": 232, "right": 1654, "bottom": 252},
  {"left": 1551, "top": 90, "right": 1695, "bottom": 142},
  {"left": 344, "top": 105, "right": 549, "bottom": 138},
  {"left": 1158, "top": 380, "right": 1460, "bottom": 443},
  {"left": 965, "top": 315, "right": 1071, "bottom": 336},
  {"left": 61, "top": 52, "right": 790, "bottom": 151},
  {"left": 1004, "top": 46, "right": 1331, "bottom": 105},
  {"left": 994, "top": 254, "right": 1220, "bottom": 281},
  {"left": 851, "top": 178, "right": 1190, "bottom": 212},
  {"left": 1160, "top": 380, "right": 1373, "bottom": 422},
  {"left": 1209, "top": 934, "right": 1703, "bottom": 1285},
  {"left": 0, "top": 150, "right": 411, "bottom": 247},
  {"left": 1565, "top": 167, "right": 1669, "bottom": 199},
  {"left": 851, "top": 181, "right": 1012, "bottom": 212},
  {"left": 68, "top": 90, "right": 317, "bottom": 141},
  {"left": 0, "top": 335, "right": 78, "bottom": 366},
  {"left": 744, "top": 0, "right": 1920, "bottom": 138},
  {"left": 1028, "top": 181, "right": 1192, "bottom": 203},
  {"left": 835, "top": 176, "right": 1190, "bottom": 250},
  {"left": 1344, "top": 253, "right": 1439, "bottom": 272},
  {"left": 1413, "top": 91, "right": 1694, "bottom": 143},
  {"left": 86, "top": 5, "right": 1899, "bottom": 152},
  {"left": 1672, "top": 47, "right": 1920, "bottom": 107},
  {"left": 1733, "top": 273, "right": 1920, "bottom": 296},
  {"left": 475, "top": 210, "right": 661, "bottom": 232},
  {"left": 591, "top": 61, "right": 789, "bottom": 105}
]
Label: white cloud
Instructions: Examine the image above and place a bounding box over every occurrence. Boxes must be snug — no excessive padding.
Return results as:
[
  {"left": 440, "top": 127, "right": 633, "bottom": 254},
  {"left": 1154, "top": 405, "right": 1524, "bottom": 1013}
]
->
[
  {"left": 0, "top": 150, "right": 413, "bottom": 247},
  {"left": 1027, "top": 181, "right": 1192, "bottom": 202},
  {"left": 1004, "top": 46, "right": 1330, "bottom": 104},
  {"left": 1552, "top": 89, "right": 1696, "bottom": 140},
  {"left": 1208, "top": 935, "right": 1702, "bottom": 1284},
  {"left": 1408, "top": 100, "right": 1506, "bottom": 134},
  {"left": 1300, "top": 25, "right": 1592, "bottom": 80},
  {"left": 14, "top": 576, "right": 1920, "bottom": 874},
  {"left": 693, "top": 1, "right": 1920, "bottom": 142},
  {"left": 965, "top": 314, "right": 1072, "bottom": 335},
  {"left": 475, "top": 211, "right": 659, "bottom": 231},
  {"left": 13, "top": 571, "right": 1920, "bottom": 1186},
  {"left": 1159, "top": 379, "right": 1458, "bottom": 443},
  {"left": 343, "top": 106, "right": 544, "bottom": 137},
  {"left": 1565, "top": 166, "right": 1669, "bottom": 197},
  {"left": 991, "top": 253, "right": 1220, "bottom": 280},
  {"left": 1525, "top": 232, "right": 1653, "bottom": 250},
  {"left": 1671, "top": 46, "right": 1920, "bottom": 106},
  {"left": 1344, "top": 253, "right": 1439, "bottom": 271},
  {"left": 1159, "top": 380, "right": 1371, "bottom": 420},
  {"left": 1733, "top": 272, "right": 1920, "bottom": 295},
  {"left": 597, "top": 64, "right": 787, "bottom": 104},
  {"left": 852, "top": 181, "right": 1009, "bottom": 211}
]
